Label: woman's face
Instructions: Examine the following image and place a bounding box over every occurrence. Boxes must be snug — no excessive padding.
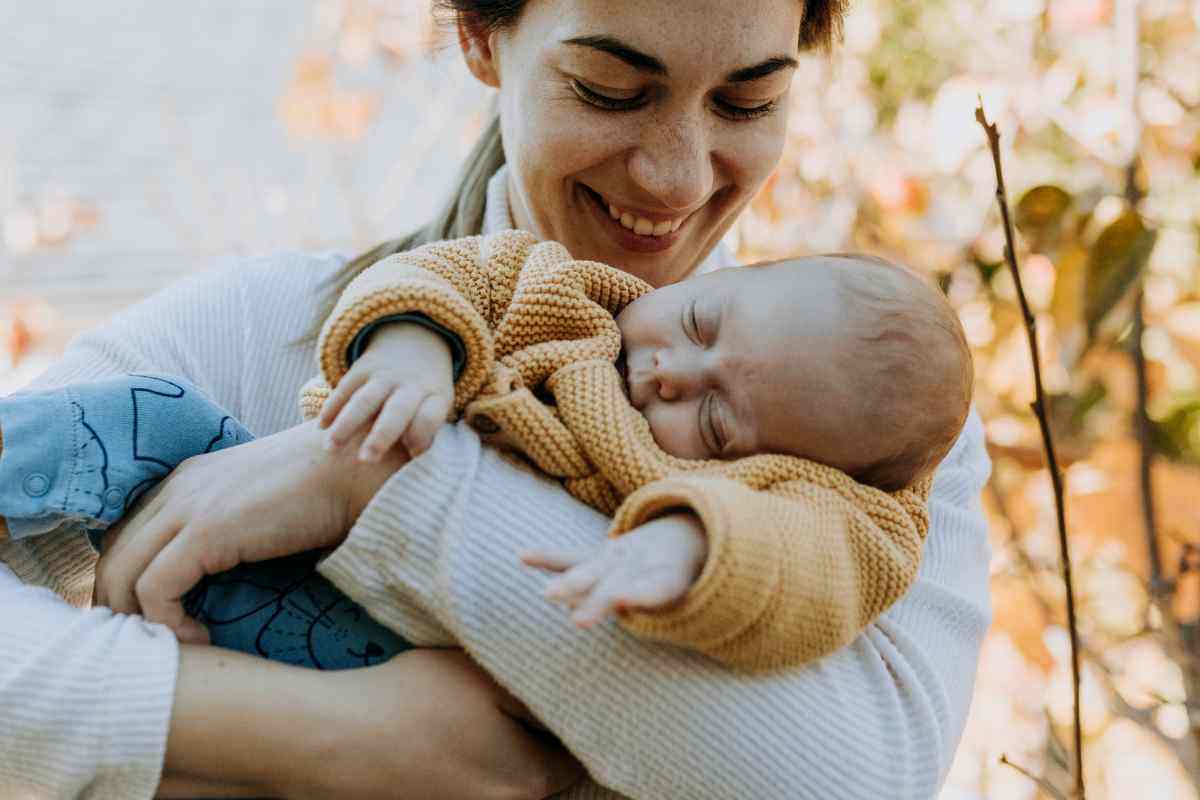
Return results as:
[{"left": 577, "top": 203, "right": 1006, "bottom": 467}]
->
[{"left": 469, "top": 0, "right": 802, "bottom": 288}]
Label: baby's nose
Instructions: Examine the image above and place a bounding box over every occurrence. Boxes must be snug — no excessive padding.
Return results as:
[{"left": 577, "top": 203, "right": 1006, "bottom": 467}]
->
[{"left": 654, "top": 350, "right": 699, "bottom": 400}]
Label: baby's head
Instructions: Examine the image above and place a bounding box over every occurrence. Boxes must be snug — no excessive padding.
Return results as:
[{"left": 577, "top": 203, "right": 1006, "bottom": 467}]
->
[{"left": 614, "top": 254, "right": 973, "bottom": 491}]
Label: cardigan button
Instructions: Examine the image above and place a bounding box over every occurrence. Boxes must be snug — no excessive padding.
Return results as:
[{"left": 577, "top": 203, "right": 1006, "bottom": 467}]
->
[
  {"left": 22, "top": 473, "right": 50, "bottom": 497},
  {"left": 471, "top": 414, "right": 500, "bottom": 435},
  {"left": 104, "top": 487, "right": 126, "bottom": 509}
]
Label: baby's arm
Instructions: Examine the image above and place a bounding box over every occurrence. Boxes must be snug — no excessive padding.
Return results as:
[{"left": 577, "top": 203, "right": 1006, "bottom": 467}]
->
[
  {"left": 531, "top": 467, "right": 930, "bottom": 672},
  {"left": 302, "top": 233, "right": 538, "bottom": 460}
]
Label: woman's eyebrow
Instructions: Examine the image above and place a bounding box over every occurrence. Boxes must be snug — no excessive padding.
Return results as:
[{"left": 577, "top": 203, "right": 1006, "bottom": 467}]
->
[
  {"left": 726, "top": 56, "right": 798, "bottom": 84},
  {"left": 562, "top": 36, "right": 667, "bottom": 75},
  {"left": 562, "top": 36, "right": 797, "bottom": 83}
]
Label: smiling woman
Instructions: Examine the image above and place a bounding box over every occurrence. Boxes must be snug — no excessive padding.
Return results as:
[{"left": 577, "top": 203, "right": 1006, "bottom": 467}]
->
[{"left": 319, "top": 0, "right": 848, "bottom": 314}]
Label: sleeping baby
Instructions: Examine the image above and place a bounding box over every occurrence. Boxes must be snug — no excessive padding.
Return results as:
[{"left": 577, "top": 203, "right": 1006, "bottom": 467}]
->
[{"left": 0, "top": 230, "right": 971, "bottom": 672}]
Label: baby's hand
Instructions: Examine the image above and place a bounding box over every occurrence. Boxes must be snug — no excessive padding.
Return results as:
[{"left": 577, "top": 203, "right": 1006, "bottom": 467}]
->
[
  {"left": 520, "top": 513, "right": 709, "bottom": 628},
  {"left": 319, "top": 323, "right": 455, "bottom": 463}
]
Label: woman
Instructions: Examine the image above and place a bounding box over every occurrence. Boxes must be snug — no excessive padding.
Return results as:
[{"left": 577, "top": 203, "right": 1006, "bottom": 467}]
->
[{"left": 0, "top": 1, "right": 992, "bottom": 798}]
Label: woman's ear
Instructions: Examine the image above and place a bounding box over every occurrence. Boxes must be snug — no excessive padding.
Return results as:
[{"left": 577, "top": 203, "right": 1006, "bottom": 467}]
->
[{"left": 457, "top": 14, "right": 501, "bottom": 88}]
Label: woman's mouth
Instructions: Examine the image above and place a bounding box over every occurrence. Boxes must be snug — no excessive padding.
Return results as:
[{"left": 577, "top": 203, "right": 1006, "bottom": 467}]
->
[{"left": 581, "top": 185, "right": 690, "bottom": 255}]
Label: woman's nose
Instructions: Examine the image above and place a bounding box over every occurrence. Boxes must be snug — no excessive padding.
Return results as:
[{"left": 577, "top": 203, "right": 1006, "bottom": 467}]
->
[{"left": 628, "top": 112, "right": 713, "bottom": 212}]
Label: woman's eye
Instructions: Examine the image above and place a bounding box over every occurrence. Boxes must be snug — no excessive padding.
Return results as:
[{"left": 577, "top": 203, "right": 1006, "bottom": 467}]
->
[
  {"left": 713, "top": 96, "right": 778, "bottom": 121},
  {"left": 571, "top": 80, "right": 645, "bottom": 111}
]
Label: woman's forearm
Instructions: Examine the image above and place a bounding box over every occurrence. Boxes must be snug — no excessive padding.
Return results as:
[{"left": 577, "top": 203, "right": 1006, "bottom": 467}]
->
[{"left": 164, "top": 645, "right": 330, "bottom": 798}]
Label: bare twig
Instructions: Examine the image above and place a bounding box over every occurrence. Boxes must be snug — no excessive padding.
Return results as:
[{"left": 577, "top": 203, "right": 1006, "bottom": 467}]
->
[
  {"left": 1000, "top": 755, "right": 1069, "bottom": 800},
  {"left": 976, "top": 102, "right": 1086, "bottom": 800},
  {"left": 1131, "top": 284, "right": 1166, "bottom": 595}
]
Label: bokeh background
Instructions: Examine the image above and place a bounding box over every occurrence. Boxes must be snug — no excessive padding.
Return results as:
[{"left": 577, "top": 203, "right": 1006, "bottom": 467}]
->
[{"left": 3, "top": 1, "right": 1199, "bottom": 797}]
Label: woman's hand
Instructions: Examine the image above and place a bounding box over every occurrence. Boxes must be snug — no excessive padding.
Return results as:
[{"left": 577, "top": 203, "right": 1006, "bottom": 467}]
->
[
  {"left": 166, "top": 645, "right": 581, "bottom": 799},
  {"left": 289, "top": 649, "right": 584, "bottom": 800},
  {"left": 93, "top": 419, "right": 407, "bottom": 643}
]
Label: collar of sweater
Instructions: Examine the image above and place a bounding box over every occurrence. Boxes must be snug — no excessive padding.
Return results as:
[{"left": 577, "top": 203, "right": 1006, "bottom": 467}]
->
[{"left": 482, "top": 165, "right": 737, "bottom": 276}]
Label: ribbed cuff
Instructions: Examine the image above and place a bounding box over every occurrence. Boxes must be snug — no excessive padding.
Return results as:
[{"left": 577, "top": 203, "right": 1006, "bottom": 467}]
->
[{"left": 347, "top": 313, "right": 468, "bottom": 381}]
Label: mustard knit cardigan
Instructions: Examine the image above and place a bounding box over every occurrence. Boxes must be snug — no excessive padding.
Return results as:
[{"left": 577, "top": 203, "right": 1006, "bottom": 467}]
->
[{"left": 299, "top": 230, "right": 930, "bottom": 671}]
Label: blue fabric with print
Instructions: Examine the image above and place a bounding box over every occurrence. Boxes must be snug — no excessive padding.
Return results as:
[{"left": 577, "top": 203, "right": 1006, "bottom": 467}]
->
[{"left": 0, "top": 374, "right": 411, "bottom": 670}]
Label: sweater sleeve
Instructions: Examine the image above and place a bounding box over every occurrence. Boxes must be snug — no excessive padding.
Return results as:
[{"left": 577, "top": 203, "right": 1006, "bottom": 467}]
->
[
  {"left": 606, "top": 471, "right": 929, "bottom": 671},
  {"left": 0, "top": 564, "right": 179, "bottom": 800},
  {"left": 313, "top": 236, "right": 511, "bottom": 414},
  {"left": 319, "top": 410, "right": 993, "bottom": 800},
  {"left": 0, "top": 253, "right": 331, "bottom": 800}
]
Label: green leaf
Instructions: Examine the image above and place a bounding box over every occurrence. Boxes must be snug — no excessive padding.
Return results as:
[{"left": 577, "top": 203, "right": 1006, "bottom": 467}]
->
[
  {"left": 1150, "top": 397, "right": 1200, "bottom": 464},
  {"left": 1084, "top": 210, "right": 1157, "bottom": 339},
  {"left": 1016, "top": 185, "right": 1072, "bottom": 233}
]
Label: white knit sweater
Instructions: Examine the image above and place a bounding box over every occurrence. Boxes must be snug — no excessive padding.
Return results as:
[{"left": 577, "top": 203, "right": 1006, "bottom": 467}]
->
[{"left": 0, "top": 171, "right": 992, "bottom": 799}]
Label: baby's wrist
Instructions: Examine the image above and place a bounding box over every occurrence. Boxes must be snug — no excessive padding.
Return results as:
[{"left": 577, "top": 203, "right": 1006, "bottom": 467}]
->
[
  {"left": 651, "top": 510, "right": 709, "bottom": 584},
  {"left": 364, "top": 322, "right": 454, "bottom": 381}
]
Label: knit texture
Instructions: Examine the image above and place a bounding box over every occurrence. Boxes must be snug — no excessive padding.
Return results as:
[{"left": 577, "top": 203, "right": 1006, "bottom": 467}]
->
[{"left": 301, "top": 230, "right": 932, "bottom": 671}]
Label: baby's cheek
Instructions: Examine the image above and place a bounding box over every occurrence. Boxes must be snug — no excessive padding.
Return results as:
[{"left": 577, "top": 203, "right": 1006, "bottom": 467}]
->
[{"left": 643, "top": 403, "right": 705, "bottom": 460}]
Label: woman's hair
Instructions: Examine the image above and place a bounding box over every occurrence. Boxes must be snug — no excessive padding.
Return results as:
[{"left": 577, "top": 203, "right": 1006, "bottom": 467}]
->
[{"left": 303, "top": 0, "right": 848, "bottom": 341}]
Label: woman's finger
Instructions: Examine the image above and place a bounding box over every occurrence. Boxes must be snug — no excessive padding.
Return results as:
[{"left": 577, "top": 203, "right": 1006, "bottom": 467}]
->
[
  {"left": 135, "top": 525, "right": 238, "bottom": 643},
  {"left": 360, "top": 388, "right": 424, "bottom": 461},
  {"left": 326, "top": 380, "right": 391, "bottom": 449},
  {"left": 94, "top": 513, "right": 181, "bottom": 615},
  {"left": 319, "top": 370, "right": 370, "bottom": 429}
]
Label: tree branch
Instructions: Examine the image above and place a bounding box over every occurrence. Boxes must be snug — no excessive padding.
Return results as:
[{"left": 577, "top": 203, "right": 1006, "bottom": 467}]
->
[{"left": 976, "top": 101, "right": 1086, "bottom": 800}]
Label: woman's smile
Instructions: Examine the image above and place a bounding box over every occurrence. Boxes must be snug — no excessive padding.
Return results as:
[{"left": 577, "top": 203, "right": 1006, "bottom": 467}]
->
[{"left": 579, "top": 183, "right": 690, "bottom": 254}]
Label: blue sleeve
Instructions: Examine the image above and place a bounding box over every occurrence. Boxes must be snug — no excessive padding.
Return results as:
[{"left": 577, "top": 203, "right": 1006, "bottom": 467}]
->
[
  {"left": 0, "top": 374, "right": 252, "bottom": 541},
  {"left": 347, "top": 313, "right": 468, "bottom": 381}
]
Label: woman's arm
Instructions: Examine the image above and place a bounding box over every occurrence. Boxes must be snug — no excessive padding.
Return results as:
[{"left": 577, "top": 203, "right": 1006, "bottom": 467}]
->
[
  {"left": 319, "top": 410, "right": 992, "bottom": 800},
  {"left": 164, "top": 645, "right": 582, "bottom": 800},
  {"left": 0, "top": 563, "right": 179, "bottom": 799}
]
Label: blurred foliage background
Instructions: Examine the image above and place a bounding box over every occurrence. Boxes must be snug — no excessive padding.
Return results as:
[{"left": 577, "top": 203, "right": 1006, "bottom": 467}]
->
[{"left": 2, "top": 1, "right": 1199, "bottom": 797}]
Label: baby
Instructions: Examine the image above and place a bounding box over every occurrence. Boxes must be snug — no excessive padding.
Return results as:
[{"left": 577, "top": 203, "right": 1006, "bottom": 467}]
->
[
  {"left": 0, "top": 231, "right": 970, "bottom": 673},
  {"left": 306, "top": 230, "right": 972, "bottom": 669}
]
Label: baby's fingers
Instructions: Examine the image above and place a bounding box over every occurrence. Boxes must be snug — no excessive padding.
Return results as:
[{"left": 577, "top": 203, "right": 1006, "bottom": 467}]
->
[
  {"left": 326, "top": 380, "right": 392, "bottom": 450},
  {"left": 319, "top": 371, "right": 369, "bottom": 429},
  {"left": 400, "top": 392, "right": 453, "bottom": 459},
  {"left": 359, "top": 388, "right": 424, "bottom": 462},
  {"left": 519, "top": 546, "right": 591, "bottom": 573},
  {"left": 570, "top": 574, "right": 629, "bottom": 628},
  {"left": 543, "top": 556, "right": 607, "bottom": 603}
]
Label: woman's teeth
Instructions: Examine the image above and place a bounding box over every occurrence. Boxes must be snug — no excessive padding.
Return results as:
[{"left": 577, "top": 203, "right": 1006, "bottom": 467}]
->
[{"left": 607, "top": 202, "right": 683, "bottom": 237}]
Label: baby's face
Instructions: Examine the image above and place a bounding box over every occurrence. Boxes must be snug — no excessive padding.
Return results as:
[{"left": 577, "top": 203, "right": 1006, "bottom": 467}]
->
[{"left": 615, "top": 261, "right": 841, "bottom": 462}]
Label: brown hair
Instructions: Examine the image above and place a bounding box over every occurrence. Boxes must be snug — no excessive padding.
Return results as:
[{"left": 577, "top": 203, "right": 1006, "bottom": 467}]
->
[
  {"left": 303, "top": 0, "right": 849, "bottom": 341},
  {"left": 827, "top": 255, "right": 974, "bottom": 491}
]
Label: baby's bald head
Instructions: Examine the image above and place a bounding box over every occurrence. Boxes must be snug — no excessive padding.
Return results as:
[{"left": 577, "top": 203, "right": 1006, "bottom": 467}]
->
[{"left": 764, "top": 253, "right": 973, "bottom": 490}]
